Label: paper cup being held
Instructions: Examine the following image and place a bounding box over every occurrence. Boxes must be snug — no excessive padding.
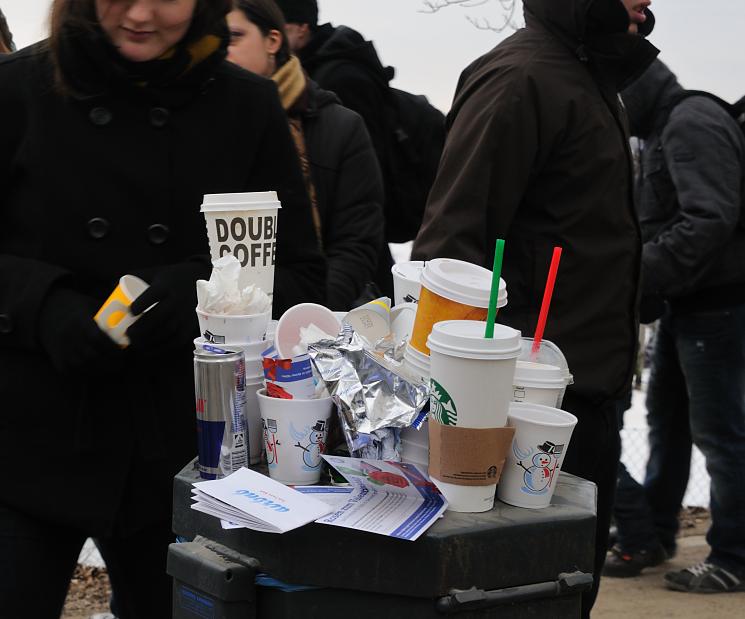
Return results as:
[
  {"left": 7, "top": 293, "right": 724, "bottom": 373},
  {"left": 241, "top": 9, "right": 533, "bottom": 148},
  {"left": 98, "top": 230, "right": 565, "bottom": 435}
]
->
[
  {"left": 257, "top": 388, "right": 334, "bottom": 485},
  {"left": 426, "top": 320, "right": 521, "bottom": 512},
  {"left": 498, "top": 402, "right": 578, "bottom": 509},
  {"left": 94, "top": 274, "right": 150, "bottom": 347},
  {"left": 201, "top": 192, "right": 281, "bottom": 297},
  {"left": 410, "top": 258, "right": 507, "bottom": 355}
]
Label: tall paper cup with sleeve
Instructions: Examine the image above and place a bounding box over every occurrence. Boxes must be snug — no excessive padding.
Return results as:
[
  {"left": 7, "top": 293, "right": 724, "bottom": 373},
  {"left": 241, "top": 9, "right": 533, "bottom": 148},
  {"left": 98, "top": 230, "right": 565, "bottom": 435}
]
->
[
  {"left": 410, "top": 258, "right": 507, "bottom": 355},
  {"left": 427, "top": 320, "right": 521, "bottom": 512},
  {"left": 498, "top": 402, "right": 578, "bottom": 509},
  {"left": 201, "top": 192, "right": 281, "bottom": 297}
]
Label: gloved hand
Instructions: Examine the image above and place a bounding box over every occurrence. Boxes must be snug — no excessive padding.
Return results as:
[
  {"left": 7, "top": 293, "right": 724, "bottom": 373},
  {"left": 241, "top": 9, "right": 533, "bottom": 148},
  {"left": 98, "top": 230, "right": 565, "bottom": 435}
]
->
[
  {"left": 127, "top": 260, "right": 210, "bottom": 353},
  {"left": 37, "top": 286, "right": 124, "bottom": 375},
  {"left": 639, "top": 294, "right": 666, "bottom": 324}
]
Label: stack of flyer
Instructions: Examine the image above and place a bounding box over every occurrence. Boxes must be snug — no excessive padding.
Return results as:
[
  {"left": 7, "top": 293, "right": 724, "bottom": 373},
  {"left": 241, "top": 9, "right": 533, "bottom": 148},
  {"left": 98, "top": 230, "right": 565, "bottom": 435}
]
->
[{"left": 191, "top": 467, "right": 332, "bottom": 533}]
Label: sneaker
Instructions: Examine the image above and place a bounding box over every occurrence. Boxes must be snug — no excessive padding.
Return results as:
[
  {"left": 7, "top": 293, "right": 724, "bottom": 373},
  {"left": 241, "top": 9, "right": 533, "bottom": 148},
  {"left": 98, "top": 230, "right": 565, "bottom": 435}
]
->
[
  {"left": 603, "top": 543, "right": 668, "bottom": 577},
  {"left": 665, "top": 562, "right": 745, "bottom": 593}
]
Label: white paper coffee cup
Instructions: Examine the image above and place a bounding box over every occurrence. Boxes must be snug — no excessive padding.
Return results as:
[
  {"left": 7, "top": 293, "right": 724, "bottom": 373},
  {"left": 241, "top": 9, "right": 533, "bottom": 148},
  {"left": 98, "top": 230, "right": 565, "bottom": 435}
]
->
[
  {"left": 244, "top": 375, "right": 265, "bottom": 464},
  {"left": 201, "top": 192, "right": 281, "bottom": 297},
  {"left": 426, "top": 320, "right": 521, "bottom": 512},
  {"left": 391, "top": 261, "right": 425, "bottom": 305},
  {"left": 497, "top": 402, "right": 578, "bottom": 509},
  {"left": 512, "top": 360, "right": 566, "bottom": 407},
  {"left": 257, "top": 389, "right": 334, "bottom": 485},
  {"left": 196, "top": 308, "right": 271, "bottom": 345},
  {"left": 403, "top": 344, "right": 430, "bottom": 383}
]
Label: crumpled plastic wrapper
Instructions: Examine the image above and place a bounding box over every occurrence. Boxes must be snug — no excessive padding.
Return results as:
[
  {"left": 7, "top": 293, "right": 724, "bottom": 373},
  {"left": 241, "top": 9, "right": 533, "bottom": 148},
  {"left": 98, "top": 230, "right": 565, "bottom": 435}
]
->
[
  {"left": 308, "top": 330, "right": 429, "bottom": 460},
  {"left": 197, "top": 255, "right": 271, "bottom": 315}
]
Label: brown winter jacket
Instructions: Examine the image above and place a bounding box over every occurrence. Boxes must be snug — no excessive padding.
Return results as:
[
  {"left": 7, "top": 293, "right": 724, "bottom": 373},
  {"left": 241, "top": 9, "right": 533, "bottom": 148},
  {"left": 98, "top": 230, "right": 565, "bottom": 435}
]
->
[{"left": 413, "top": 0, "right": 658, "bottom": 403}]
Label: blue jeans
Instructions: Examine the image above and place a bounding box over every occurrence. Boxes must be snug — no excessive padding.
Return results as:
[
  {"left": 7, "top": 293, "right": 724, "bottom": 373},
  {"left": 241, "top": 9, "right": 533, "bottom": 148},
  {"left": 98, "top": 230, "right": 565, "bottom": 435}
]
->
[{"left": 617, "top": 304, "right": 745, "bottom": 575}]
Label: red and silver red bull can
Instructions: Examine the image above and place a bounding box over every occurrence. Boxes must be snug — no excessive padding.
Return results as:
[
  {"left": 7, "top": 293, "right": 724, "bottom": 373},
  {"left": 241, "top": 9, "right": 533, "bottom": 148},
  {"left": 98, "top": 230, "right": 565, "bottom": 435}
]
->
[{"left": 194, "top": 348, "right": 248, "bottom": 479}]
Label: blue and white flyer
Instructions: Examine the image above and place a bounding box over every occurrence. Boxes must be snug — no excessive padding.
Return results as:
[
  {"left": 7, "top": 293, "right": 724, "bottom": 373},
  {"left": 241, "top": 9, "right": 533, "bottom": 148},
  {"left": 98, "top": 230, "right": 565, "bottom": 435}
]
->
[
  {"left": 317, "top": 456, "right": 448, "bottom": 541},
  {"left": 191, "top": 467, "right": 333, "bottom": 533}
]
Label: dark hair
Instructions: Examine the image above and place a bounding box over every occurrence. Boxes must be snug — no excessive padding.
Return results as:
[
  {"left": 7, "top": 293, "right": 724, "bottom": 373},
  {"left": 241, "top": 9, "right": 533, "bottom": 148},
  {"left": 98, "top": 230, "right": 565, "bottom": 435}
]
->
[
  {"left": 233, "top": 0, "right": 291, "bottom": 68},
  {"left": 0, "top": 8, "right": 15, "bottom": 53},
  {"left": 48, "top": 0, "right": 232, "bottom": 87}
]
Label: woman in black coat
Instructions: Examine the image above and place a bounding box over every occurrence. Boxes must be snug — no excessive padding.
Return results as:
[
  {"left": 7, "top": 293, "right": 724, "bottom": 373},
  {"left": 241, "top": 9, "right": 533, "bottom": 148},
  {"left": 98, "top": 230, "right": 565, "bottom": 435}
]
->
[
  {"left": 0, "top": 0, "right": 324, "bottom": 616},
  {"left": 227, "top": 0, "right": 384, "bottom": 310}
]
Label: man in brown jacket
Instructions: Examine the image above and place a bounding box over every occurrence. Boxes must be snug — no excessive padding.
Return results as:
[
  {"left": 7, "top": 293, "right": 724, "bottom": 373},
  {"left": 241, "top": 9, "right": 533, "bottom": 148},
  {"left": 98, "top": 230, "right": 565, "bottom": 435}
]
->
[{"left": 412, "top": 0, "right": 657, "bottom": 613}]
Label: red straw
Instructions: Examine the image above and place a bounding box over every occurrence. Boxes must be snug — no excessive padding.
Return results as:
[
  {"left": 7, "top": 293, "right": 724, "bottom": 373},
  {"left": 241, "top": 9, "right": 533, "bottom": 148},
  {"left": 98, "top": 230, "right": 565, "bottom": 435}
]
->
[{"left": 532, "top": 247, "right": 563, "bottom": 355}]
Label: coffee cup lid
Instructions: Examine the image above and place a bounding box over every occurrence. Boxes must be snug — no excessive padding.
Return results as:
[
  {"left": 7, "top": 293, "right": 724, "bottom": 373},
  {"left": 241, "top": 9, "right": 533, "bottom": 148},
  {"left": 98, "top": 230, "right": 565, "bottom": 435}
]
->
[
  {"left": 427, "top": 320, "right": 521, "bottom": 360},
  {"left": 201, "top": 191, "right": 282, "bottom": 213},
  {"left": 420, "top": 258, "right": 506, "bottom": 308},
  {"left": 513, "top": 360, "right": 566, "bottom": 387}
]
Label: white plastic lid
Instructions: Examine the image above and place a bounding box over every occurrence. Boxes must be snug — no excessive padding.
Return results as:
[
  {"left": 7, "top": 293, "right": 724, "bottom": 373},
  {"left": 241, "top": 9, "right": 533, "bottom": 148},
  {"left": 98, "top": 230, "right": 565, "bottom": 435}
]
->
[
  {"left": 391, "top": 261, "right": 426, "bottom": 282},
  {"left": 404, "top": 343, "right": 431, "bottom": 367},
  {"left": 513, "top": 360, "right": 566, "bottom": 388},
  {"left": 427, "top": 320, "right": 521, "bottom": 360},
  {"left": 201, "top": 191, "right": 281, "bottom": 212},
  {"left": 420, "top": 258, "right": 506, "bottom": 308}
]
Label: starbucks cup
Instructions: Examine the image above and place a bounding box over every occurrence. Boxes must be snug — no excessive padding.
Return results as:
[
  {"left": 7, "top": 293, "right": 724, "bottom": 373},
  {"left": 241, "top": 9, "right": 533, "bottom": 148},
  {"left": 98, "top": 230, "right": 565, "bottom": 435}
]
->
[
  {"left": 512, "top": 361, "right": 567, "bottom": 407},
  {"left": 410, "top": 259, "right": 507, "bottom": 355},
  {"left": 201, "top": 192, "right": 281, "bottom": 296},
  {"left": 257, "top": 389, "right": 334, "bottom": 485},
  {"left": 498, "top": 402, "right": 578, "bottom": 509},
  {"left": 391, "top": 261, "right": 425, "bottom": 305},
  {"left": 427, "top": 320, "right": 521, "bottom": 512}
]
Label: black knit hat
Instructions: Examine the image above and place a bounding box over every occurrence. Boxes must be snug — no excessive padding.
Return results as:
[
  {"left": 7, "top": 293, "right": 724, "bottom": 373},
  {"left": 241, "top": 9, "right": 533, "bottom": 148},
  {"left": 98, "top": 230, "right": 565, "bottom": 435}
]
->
[{"left": 274, "top": 0, "right": 318, "bottom": 26}]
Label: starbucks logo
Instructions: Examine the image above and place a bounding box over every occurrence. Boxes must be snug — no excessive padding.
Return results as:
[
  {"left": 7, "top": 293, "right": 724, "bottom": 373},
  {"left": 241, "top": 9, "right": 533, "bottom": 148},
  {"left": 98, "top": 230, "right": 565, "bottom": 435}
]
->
[{"left": 430, "top": 379, "right": 458, "bottom": 426}]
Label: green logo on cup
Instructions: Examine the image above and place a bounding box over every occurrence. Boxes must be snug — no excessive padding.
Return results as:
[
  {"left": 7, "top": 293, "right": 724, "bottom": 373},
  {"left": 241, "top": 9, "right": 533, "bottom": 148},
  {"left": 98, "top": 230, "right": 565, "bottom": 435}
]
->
[{"left": 430, "top": 379, "right": 458, "bottom": 426}]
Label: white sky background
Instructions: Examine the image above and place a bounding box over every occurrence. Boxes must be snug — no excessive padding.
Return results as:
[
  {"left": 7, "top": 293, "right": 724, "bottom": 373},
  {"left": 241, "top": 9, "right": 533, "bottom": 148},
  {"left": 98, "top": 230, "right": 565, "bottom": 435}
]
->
[{"left": 4, "top": 0, "right": 744, "bottom": 112}]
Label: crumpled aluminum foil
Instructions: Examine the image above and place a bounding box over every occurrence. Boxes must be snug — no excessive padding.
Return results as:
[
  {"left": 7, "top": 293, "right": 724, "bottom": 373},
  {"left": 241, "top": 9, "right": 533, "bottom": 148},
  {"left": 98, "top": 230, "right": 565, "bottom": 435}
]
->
[{"left": 308, "top": 330, "right": 429, "bottom": 460}]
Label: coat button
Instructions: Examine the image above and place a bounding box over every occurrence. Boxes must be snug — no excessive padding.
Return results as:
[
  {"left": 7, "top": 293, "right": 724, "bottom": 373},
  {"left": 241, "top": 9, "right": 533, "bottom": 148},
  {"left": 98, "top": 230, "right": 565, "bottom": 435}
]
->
[
  {"left": 89, "top": 107, "right": 113, "bottom": 126},
  {"left": 148, "top": 223, "right": 170, "bottom": 245},
  {"left": 149, "top": 107, "right": 170, "bottom": 128},
  {"left": 0, "top": 314, "right": 12, "bottom": 334},
  {"left": 87, "top": 217, "right": 110, "bottom": 239}
]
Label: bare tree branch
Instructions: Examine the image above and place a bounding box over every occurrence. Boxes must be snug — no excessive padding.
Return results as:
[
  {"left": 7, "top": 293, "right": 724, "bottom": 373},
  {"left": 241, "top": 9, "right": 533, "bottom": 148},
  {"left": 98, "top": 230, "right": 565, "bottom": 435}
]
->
[{"left": 420, "top": 0, "right": 521, "bottom": 33}]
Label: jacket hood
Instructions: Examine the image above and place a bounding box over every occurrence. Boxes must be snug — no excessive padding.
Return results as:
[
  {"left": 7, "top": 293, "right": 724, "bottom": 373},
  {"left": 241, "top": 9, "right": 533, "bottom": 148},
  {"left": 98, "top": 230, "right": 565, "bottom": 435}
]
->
[
  {"left": 300, "top": 23, "right": 393, "bottom": 86},
  {"left": 523, "top": 0, "right": 659, "bottom": 90},
  {"left": 305, "top": 78, "right": 340, "bottom": 115},
  {"left": 621, "top": 59, "right": 685, "bottom": 138}
]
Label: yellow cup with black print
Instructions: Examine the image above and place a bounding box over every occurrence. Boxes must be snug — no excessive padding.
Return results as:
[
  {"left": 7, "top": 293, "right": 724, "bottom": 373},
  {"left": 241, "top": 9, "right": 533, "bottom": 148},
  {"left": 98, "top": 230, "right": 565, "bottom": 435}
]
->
[{"left": 94, "top": 275, "right": 149, "bottom": 347}]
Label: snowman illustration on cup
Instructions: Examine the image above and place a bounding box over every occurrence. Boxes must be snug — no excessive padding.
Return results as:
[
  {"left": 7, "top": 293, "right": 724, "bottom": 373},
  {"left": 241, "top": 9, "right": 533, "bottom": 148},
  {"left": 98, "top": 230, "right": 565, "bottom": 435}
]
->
[
  {"left": 263, "top": 418, "right": 280, "bottom": 466},
  {"left": 514, "top": 441, "right": 564, "bottom": 495},
  {"left": 292, "top": 420, "right": 327, "bottom": 470}
]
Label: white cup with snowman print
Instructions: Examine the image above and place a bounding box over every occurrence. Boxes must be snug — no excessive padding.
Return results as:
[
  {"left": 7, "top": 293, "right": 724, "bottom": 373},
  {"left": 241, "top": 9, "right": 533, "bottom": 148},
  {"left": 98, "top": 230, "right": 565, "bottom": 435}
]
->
[
  {"left": 497, "top": 402, "right": 578, "bottom": 509},
  {"left": 256, "top": 389, "right": 334, "bottom": 485}
]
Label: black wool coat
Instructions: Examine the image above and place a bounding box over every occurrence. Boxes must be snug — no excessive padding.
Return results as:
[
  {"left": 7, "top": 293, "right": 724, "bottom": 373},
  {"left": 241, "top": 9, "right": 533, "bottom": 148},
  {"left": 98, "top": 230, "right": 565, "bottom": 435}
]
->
[
  {"left": 413, "top": 0, "right": 659, "bottom": 404},
  {"left": 0, "top": 43, "right": 325, "bottom": 535}
]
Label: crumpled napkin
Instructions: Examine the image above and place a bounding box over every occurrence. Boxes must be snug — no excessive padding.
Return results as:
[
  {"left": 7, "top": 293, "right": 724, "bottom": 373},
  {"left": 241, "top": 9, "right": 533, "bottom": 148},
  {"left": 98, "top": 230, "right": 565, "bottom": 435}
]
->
[{"left": 197, "top": 255, "right": 271, "bottom": 315}]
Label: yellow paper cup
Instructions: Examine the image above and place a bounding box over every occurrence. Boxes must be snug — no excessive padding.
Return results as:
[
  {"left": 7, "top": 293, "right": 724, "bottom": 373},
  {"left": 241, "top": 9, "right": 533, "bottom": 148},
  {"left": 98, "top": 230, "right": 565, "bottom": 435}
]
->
[
  {"left": 409, "top": 259, "right": 507, "bottom": 355},
  {"left": 94, "top": 275, "right": 149, "bottom": 346}
]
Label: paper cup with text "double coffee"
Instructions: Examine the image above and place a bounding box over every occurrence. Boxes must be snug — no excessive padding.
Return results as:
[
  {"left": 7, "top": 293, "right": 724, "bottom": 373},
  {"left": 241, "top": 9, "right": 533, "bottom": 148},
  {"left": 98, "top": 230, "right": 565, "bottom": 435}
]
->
[
  {"left": 498, "top": 402, "right": 578, "bottom": 509},
  {"left": 201, "top": 192, "right": 281, "bottom": 298},
  {"left": 94, "top": 275, "right": 149, "bottom": 347},
  {"left": 410, "top": 258, "right": 507, "bottom": 355},
  {"left": 427, "top": 320, "right": 521, "bottom": 512}
]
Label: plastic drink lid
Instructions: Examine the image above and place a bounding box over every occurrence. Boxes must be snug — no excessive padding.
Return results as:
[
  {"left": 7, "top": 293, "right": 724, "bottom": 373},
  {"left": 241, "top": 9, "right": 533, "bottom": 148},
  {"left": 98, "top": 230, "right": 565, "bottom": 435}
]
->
[
  {"left": 508, "top": 402, "right": 578, "bottom": 428},
  {"left": 420, "top": 258, "right": 506, "bottom": 308},
  {"left": 201, "top": 191, "right": 281, "bottom": 212},
  {"left": 514, "top": 360, "right": 566, "bottom": 387},
  {"left": 427, "top": 320, "right": 521, "bottom": 360},
  {"left": 391, "top": 261, "right": 425, "bottom": 281}
]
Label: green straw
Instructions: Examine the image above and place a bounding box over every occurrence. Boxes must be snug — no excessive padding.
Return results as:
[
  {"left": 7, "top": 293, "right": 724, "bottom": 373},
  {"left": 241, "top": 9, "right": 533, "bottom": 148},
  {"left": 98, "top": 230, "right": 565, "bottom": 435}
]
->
[{"left": 485, "top": 239, "right": 505, "bottom": 338}]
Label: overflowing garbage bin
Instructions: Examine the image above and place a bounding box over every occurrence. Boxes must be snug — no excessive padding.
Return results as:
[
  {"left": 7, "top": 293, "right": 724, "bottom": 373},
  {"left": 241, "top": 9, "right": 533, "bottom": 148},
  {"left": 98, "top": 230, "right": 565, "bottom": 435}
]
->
[{"left": 168, "top": 459, "right": 596, "bottom": 618}]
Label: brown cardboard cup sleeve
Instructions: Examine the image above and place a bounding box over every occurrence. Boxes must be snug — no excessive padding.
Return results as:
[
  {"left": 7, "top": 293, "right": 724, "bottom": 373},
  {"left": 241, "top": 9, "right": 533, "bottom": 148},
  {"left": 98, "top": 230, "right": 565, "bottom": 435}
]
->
[{"left": 428, "top": 420, "right": 515, "bottom": 487}]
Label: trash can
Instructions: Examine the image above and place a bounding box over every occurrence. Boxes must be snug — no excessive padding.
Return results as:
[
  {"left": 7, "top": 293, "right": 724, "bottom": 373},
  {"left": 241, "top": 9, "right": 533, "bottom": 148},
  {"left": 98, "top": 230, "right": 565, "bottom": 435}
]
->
[{"left": 169, "top": 459, "right": 596, "bottom": 618}]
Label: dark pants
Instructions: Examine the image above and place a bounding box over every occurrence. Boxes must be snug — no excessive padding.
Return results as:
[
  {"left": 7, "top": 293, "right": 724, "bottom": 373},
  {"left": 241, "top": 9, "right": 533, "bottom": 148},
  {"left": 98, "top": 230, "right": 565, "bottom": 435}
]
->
[
  {"left": 560, "top": 391, "right": 620, "bottom": 618},
  {"left": 0, "top": 506, "right": 173, "bottom": 619},
  {"left": 615, "top": 305, "right": 745, "bottom": 576}
]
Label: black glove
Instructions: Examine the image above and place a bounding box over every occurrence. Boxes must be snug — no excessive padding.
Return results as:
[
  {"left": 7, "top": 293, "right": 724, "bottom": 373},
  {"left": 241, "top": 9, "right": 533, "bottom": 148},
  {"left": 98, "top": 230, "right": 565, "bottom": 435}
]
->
[
  {"left": 127, "top": 260, "right": 210, "bottom": 353},
  {"left": 639, "top": 294, "right": 666, "bottom": 324},
  {"left": 37, "top": 286, "right": 124, "bottom": 375}
]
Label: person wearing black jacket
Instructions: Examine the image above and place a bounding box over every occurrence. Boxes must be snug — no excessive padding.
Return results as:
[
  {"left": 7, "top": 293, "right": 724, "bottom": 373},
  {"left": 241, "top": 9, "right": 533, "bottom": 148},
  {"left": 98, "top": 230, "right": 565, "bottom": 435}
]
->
[
  {"left": 227, "top": 0, "right": 384, "bottom": 310},
  {"left": 0, "top": 8, "right": 14, "bottom": 54},
  {"left": 605, "top": 59, "right": 745, "bottom": 593},
  {"left": 0, "top": 0, "right": 324, "bottom": 616},
  {"left": 411, "top": 0, "right": 658, "bottom": 613}
]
